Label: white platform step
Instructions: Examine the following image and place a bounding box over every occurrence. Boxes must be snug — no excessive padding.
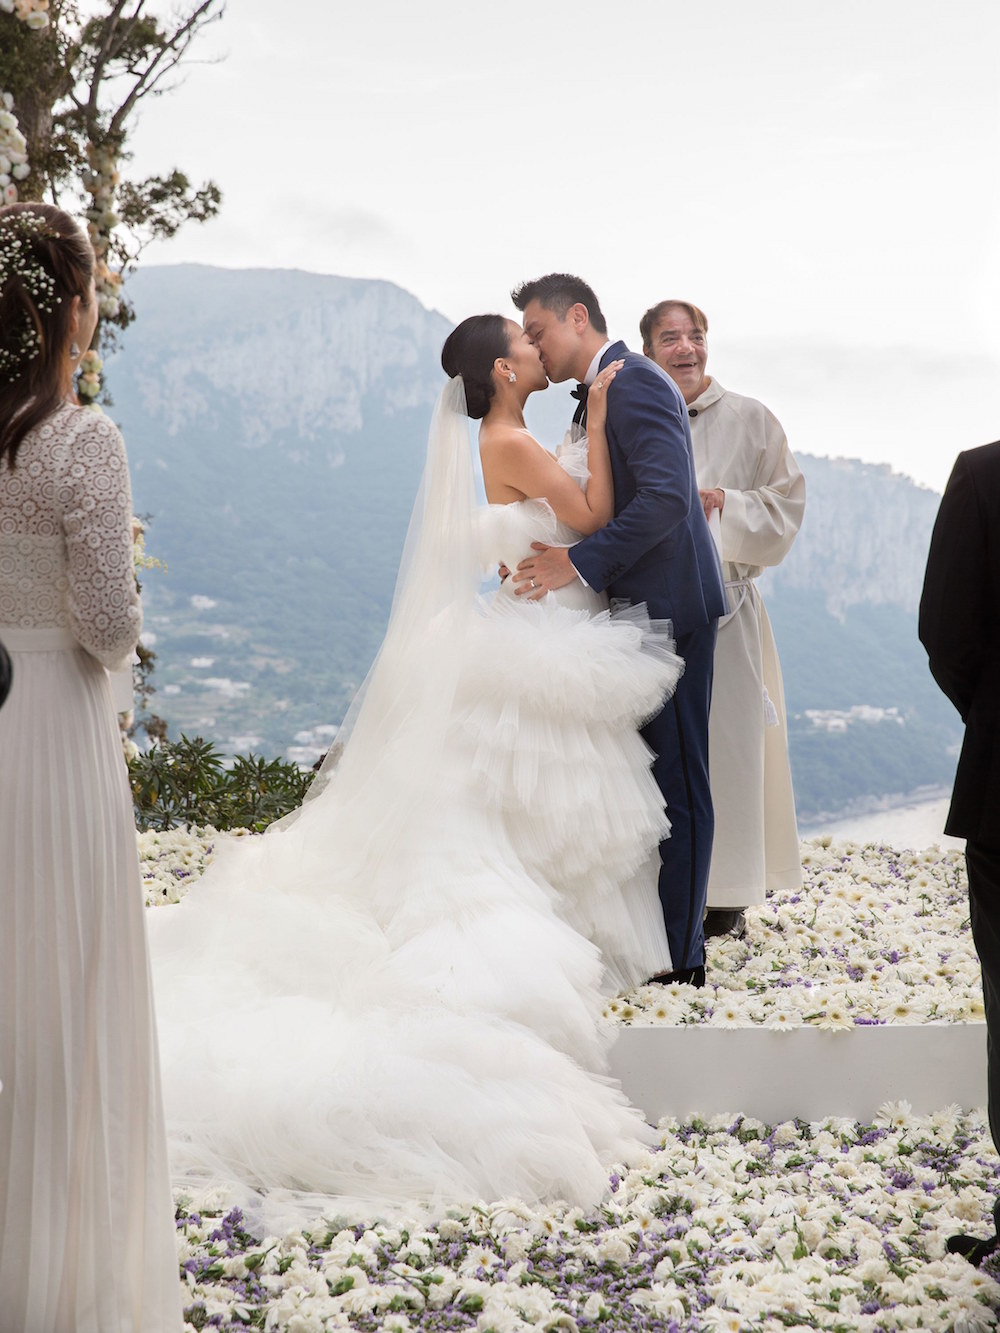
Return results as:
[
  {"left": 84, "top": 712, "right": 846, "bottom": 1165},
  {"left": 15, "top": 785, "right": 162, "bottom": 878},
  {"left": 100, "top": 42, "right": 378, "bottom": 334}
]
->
[{"left": 609, "top": 1021, "right": 988, "bottom": 1123}]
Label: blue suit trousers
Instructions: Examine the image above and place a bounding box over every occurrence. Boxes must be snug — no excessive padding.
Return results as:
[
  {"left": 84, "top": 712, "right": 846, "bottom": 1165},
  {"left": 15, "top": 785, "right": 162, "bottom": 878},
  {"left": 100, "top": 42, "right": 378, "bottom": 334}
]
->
[{"left": 642, "top": 619, "right": 717, "bottom": 971}]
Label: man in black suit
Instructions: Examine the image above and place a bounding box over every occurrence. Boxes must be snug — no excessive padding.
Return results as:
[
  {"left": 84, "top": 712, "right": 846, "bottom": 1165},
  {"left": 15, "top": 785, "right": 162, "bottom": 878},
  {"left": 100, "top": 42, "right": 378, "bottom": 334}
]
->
[{"left": 919, "top": 441, "right": 1000, "bottom": 1262}]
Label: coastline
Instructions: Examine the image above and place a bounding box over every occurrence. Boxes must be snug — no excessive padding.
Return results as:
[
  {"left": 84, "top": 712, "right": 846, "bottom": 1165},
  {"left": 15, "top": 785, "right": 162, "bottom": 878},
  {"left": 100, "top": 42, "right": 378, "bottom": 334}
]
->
[{"left": 800, "top": 793, "right": 964, "bottom": 851}]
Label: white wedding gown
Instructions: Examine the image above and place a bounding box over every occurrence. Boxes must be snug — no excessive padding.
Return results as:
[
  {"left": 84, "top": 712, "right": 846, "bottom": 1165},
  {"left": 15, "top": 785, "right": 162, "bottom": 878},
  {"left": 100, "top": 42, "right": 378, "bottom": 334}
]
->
[{"left": 148, "top": 422, "right": 682, "bottom": 1226}]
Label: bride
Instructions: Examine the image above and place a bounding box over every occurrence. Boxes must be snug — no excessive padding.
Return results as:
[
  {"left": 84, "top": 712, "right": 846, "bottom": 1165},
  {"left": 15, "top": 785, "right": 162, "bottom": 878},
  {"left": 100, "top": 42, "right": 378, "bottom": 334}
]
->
[{"left": 148, "top": 314, "right": 682, "bottom": 1224}]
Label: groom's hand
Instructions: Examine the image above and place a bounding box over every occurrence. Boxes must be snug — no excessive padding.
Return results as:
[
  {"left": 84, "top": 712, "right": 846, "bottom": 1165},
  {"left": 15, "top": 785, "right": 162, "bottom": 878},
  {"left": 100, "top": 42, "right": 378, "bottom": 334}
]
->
[{"left": 513, "top": 543, "right": 577, "bottom": 599}]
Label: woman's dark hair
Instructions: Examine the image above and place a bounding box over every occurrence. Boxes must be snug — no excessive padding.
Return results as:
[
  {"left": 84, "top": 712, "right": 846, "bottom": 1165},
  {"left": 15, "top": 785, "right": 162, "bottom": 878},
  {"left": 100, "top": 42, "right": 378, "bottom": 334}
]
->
[
  {"left": 0, "top": 203, "right": 95, "bottom": 468},
  {"left": 440, "top": 314, "right": 511, "bottom": 420}
]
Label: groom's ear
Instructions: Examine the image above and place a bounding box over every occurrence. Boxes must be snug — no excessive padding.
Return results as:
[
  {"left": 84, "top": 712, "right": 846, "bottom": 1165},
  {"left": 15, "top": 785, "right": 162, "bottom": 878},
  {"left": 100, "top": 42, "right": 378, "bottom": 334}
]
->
[{"left": 567, "top": 302, "right": 590, "bottom": 334}]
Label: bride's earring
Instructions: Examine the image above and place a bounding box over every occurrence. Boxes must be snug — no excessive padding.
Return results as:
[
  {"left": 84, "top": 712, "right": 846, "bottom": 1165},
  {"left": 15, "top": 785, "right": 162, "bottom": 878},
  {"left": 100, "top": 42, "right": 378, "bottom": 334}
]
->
[
  {"left": 508, "top": 372, "right": 516, "bottom": 383},
  {"left": 70, "top": 342, "right": 81, "bottom": 358}
]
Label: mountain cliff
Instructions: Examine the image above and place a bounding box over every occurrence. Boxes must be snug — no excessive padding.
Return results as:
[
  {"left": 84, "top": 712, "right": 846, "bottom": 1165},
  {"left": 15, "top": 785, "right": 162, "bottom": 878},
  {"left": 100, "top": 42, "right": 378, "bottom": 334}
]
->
[
  {"left": 761, "top": 454, "right": 942, "bottom": 618},
  {"left": 109, "top": 265, "right": 961, "bottom": 820}
]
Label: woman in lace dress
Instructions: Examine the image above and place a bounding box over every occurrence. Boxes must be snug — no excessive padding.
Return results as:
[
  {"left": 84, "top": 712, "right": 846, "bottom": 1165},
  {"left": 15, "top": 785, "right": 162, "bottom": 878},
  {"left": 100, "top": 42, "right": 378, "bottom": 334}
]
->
[
  {"left": 0, "top": 205, "right": 181, "bottom": 1331},
  {"left": 148, "top": 316, "right": 681, "bottom": 1225}
]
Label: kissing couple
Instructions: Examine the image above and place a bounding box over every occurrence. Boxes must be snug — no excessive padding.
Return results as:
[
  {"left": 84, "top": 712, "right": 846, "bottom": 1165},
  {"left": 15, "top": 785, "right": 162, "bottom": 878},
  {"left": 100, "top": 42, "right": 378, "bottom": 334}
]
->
[{"left": 146, "top": 271, "right": 727, "bottom": 1226}]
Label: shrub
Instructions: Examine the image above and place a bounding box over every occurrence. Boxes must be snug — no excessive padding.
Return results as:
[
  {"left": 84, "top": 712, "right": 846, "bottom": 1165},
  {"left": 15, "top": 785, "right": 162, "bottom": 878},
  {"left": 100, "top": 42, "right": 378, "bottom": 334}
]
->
[{"left": 129, "top": 734, "right": 314, "bottom": 832}]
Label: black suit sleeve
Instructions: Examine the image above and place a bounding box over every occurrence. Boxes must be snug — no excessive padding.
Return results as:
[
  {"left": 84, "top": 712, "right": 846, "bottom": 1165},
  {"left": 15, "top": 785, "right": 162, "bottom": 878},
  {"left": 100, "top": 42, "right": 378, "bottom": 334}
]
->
[{"left": 919, "top": 451, "right": 988, "bottom": 721}]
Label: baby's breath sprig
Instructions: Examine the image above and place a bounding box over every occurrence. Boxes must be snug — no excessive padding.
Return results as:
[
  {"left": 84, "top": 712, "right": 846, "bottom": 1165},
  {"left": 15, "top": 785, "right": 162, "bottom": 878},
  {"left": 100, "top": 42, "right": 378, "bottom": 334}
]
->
[{"left": 0, "top": 210, "right": 58, "bottom": 384}]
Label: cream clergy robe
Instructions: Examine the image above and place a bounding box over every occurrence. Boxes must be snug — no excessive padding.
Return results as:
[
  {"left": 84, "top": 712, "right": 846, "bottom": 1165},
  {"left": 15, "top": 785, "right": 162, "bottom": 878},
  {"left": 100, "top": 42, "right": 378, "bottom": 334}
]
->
[{"left": 688, "top": 380, "right": 805, "bottom": 906}]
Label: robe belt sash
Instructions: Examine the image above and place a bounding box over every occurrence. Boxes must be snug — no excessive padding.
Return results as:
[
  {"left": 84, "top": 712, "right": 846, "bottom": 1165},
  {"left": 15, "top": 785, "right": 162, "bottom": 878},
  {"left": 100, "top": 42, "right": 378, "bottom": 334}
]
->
[{"left": 718, "top": 576, "right": 755, "bottom": 628}]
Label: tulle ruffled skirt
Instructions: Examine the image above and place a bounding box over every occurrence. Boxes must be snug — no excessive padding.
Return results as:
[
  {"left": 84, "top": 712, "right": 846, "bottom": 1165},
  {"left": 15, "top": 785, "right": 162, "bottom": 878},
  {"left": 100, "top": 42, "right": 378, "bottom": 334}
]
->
[
  {"left": 0, "top": 635, "right": 181, "bottom": 1332},
  {"left": 148, "top": 586, "right": 683, "bottom": 1227},
  {"left": 459, "top": 589, "right": 682, "bottom": 991}
]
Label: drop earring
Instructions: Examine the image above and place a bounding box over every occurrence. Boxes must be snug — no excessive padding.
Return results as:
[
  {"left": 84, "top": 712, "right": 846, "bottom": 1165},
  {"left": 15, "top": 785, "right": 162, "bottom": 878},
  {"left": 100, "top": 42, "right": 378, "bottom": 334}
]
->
[
  {"left": 70, "top": 342, "right": 81, "bottom": 358},
  {"left": 508, "top": 372, "right": 516, "bottom": 383}
]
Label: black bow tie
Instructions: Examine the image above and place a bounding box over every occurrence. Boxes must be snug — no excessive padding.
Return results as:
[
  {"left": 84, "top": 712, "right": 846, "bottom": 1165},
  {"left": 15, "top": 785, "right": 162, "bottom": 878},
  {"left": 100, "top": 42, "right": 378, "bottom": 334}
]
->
[{"left": 570, "top": 382, "right": 588, "bottom": 427}]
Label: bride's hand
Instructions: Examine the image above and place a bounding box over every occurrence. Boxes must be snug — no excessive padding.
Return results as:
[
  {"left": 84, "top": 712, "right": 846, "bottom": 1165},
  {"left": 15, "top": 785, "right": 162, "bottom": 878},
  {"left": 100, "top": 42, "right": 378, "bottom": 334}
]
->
[{"left": 586, "top": 359, "right": 623, "bottom": 430}]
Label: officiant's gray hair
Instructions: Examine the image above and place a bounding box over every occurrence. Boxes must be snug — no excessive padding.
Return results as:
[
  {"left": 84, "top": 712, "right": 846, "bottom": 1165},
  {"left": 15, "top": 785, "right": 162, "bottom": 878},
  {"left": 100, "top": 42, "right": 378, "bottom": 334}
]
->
[
  {"left": 639, "top": 300, "right": 709, "bottom": 354},
  {"left": 510, "top": 273, "right": 608, "bottom": 337}
]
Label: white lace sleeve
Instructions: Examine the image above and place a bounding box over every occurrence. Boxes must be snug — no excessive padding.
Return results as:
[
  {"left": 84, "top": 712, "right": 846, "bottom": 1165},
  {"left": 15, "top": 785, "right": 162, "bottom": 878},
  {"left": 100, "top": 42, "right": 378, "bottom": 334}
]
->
[{"left": 62, "top": 411, "right": 142, "bottom": 670}]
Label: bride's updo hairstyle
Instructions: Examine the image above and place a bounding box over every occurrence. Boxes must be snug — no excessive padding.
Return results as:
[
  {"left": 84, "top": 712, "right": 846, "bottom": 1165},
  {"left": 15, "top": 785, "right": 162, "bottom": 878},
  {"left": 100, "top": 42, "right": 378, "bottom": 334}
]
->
[
  {"left": 0, "top": 202, "right": 95, "bottom": 468},
  {"left": 440, "top": 314, "right": 510, "bottom": 420}
]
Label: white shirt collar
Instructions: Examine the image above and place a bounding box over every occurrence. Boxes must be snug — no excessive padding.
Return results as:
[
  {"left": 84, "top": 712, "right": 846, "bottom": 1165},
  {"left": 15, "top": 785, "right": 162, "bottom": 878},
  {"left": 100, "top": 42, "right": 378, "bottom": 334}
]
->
[{"left": 583, "top": 341, "right": 613, "bottom": 386}]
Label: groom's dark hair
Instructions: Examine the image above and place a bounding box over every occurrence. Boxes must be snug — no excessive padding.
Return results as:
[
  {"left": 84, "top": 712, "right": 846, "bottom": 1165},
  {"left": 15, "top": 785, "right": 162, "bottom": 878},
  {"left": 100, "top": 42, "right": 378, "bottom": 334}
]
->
[{"left": 511, "top": 273, "right": 608, "bottom": 337}]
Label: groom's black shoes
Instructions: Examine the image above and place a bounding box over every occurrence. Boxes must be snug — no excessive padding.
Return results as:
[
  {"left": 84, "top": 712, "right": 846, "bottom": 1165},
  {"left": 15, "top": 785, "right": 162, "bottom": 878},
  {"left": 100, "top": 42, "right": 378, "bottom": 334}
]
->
[
  {"left": 704, "top": 909, "right": 747, "bottom": 940},
  {"left": 648, "top": 965, "right": 706, "bottom": 988},
  {"left": 947, "top": 1197, "right": 1000, "bottom": 1266}
]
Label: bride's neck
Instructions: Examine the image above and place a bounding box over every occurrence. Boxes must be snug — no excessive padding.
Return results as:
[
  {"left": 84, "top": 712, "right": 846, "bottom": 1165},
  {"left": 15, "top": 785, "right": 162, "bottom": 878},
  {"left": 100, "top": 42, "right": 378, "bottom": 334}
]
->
[
  {"left": 485, "top": 406, "right": 526, "bottom": 430},
  {"left": 485, "top": 384, "right": 528, "bottom": 430}
]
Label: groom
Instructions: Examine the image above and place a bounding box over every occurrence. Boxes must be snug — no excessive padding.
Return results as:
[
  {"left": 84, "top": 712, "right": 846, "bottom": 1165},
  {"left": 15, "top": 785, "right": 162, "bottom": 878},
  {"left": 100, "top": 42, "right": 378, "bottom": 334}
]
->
[{"left": 511, "top": 273, "right": 727, "bottom": 985}]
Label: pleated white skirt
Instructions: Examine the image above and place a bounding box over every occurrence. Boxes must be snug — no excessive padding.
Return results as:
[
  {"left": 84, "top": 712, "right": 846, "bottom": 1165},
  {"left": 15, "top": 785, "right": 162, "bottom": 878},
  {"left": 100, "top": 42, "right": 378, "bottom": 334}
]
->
[{"left": 0, "top": 629, "right": 181, "bottom": 1333}]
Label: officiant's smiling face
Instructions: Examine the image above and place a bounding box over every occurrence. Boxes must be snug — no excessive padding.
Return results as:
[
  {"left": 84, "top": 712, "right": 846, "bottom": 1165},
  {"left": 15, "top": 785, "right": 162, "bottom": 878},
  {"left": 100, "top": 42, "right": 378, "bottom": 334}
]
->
[
  {"left": 521, "top": 299, "right": 589, "bottom": 384},
  {"left": 645, "top": 306, "right": 710, "bottom": 405}
]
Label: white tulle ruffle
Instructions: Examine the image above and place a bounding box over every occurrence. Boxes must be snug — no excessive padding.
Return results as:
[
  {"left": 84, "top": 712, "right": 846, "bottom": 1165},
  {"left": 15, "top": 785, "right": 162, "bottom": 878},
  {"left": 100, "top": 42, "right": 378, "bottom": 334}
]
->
[{"left": 456, "top": 593, "right": 682, "bottom": 991}]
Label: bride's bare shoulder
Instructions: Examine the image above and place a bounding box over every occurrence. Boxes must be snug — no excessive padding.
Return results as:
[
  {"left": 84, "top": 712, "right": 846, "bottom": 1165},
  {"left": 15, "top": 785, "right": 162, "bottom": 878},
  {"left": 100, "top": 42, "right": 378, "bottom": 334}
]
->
[{"left": 479, "top": 423, "right": 548, "bottom": 459}]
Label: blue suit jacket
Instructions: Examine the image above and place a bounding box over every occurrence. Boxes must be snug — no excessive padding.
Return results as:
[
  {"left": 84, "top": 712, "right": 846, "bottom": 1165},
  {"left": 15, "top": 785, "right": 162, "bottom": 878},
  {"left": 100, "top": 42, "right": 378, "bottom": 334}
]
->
[{"left": 571, "top": 341, "right": 726, "bottom": 635}]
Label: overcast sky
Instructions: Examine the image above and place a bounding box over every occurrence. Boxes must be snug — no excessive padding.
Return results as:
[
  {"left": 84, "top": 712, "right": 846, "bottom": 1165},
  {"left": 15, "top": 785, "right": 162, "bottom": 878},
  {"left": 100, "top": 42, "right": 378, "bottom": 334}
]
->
[{"left": 126, "top": 0, "right": 1000, "bottom": 491}]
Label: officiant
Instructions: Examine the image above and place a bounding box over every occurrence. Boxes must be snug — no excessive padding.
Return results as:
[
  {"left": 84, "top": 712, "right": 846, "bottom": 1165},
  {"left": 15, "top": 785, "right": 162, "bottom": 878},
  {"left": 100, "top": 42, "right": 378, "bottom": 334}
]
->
[{"left": 641, "top": 299, "right": 804, "bottom": 936}]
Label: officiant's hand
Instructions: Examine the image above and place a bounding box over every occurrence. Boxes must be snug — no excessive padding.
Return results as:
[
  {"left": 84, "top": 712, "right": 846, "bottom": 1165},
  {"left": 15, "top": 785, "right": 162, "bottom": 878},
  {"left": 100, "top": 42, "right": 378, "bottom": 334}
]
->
[
  {"left": 513, "top": 543, "right": 577, "bottom": 599},
  {"left": 699, "top": 488, "right": 725, "bottom": 521}
]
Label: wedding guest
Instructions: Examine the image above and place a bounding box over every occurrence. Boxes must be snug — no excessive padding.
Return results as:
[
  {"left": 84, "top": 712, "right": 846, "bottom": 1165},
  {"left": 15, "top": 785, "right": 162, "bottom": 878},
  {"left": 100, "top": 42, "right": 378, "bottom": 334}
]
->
[
  {"left": 920, "top": 442, "right": 1000, "bottom": 1264},
  {"left": 642, "top": 299, "right": 804, "bottom": 937},
  {"left": 0, "top": 203, "right": 182, "bottom": 1330}
]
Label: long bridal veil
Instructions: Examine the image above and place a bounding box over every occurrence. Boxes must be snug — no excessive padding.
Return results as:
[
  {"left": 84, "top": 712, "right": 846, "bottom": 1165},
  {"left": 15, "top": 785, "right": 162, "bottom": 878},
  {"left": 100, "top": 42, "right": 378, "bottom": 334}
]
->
[
  {"left": 285, "top": 374, "right": 480, "bottom": 822},
  {"left": 147, "top": 378, "right": 657, "bottom": 1229}
]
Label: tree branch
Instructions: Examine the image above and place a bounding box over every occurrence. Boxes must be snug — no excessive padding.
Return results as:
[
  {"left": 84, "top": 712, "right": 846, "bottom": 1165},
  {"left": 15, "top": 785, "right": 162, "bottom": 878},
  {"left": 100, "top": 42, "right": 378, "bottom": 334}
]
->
[
  {"left": 85, "top": 0, "right": 133, "bottom": 125},
  {"left": 108, "top": 0, "right": 223, "bottom": 138}
]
